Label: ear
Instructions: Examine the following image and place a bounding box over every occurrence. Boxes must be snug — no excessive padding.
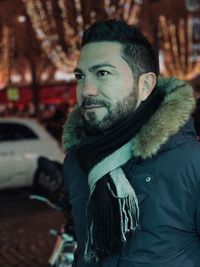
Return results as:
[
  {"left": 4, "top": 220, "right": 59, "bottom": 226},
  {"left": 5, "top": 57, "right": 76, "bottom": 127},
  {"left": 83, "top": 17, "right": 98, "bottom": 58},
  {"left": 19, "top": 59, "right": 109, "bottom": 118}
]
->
[{"left": 138, "top": 72, "right": 157, "bottom": 102}]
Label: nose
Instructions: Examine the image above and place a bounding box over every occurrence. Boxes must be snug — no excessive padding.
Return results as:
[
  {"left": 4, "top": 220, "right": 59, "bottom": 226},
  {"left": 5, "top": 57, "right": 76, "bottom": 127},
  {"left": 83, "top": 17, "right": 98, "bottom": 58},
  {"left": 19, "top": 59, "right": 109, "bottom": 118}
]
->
[{"left": 81, "top": 80, "right": 98, "bottom": 97}]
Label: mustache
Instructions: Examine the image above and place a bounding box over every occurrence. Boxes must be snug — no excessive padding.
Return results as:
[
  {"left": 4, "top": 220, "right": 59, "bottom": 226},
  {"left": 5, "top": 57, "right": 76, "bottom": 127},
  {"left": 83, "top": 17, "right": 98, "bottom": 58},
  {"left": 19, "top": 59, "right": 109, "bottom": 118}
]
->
[{"left": 80, "top": 98, "right": 110, "bottom": 109}]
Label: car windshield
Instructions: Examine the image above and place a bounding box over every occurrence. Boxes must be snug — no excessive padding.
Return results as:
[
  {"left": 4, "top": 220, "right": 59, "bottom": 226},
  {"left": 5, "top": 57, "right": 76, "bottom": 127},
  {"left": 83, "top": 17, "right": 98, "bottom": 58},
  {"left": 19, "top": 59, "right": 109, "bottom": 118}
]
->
[{"left": 0, "top": 122, "right": 38, "bottom": 141}]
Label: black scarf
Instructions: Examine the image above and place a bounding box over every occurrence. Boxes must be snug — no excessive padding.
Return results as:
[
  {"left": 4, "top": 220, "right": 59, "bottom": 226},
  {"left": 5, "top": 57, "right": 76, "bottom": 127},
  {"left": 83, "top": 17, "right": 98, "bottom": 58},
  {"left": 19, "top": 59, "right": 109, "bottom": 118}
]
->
[{"left": 76, "top": 85, "right": 164, "bottom": 262}]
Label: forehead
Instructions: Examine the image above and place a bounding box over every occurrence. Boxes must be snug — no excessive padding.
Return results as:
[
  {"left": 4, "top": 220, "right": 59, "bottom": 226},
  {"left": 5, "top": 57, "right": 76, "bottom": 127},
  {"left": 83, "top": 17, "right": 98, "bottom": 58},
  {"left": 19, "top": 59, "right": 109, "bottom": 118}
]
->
[{"left": 77, "top": 41, "right": 124, "bottom": 68}]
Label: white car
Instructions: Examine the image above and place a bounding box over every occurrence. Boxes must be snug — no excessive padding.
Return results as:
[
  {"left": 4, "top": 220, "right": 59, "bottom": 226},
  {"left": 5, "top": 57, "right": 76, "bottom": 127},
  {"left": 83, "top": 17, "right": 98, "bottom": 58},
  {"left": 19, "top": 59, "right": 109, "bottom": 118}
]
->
[{"left": 0, "top": 118, "right": 65, "bottom": 192}]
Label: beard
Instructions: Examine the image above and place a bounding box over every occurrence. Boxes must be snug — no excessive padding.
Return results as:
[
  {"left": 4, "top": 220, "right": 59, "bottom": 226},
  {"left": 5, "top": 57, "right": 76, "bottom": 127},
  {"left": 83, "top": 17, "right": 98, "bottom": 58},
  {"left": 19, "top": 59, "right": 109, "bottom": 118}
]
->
[{"left": 80, "top": 87, "right": 139, "bottom": 133}]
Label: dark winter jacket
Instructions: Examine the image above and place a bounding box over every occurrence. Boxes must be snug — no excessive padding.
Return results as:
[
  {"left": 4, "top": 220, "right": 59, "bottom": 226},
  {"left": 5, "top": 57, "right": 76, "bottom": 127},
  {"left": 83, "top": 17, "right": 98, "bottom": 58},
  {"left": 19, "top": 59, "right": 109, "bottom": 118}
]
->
[{"left": 62, "top": 78, "right": 200, "bottom": 267}]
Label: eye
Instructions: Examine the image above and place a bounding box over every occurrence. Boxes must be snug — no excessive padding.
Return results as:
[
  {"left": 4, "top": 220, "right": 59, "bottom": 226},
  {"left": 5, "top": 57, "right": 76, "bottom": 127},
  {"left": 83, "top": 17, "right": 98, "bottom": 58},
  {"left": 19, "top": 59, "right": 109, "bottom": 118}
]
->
[
  {"left": 96, "top": 70, "right": 110, "bottom": 77},
  {"left": 74, "top": 73, "right": 84, "bottom": 81}
]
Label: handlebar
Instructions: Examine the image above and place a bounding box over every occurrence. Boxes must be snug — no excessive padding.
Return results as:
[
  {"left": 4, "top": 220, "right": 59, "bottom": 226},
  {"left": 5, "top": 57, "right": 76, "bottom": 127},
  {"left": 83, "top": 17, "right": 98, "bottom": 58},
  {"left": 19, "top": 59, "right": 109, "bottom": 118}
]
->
[{"left": 30, "top": 195, "right": 63, "bottom": 211}]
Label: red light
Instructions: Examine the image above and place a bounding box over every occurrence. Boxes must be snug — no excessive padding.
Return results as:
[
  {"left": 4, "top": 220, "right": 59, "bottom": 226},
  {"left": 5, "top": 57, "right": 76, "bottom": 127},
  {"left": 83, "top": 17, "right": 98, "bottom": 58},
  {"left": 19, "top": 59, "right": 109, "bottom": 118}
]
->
[{"left": 18, "top": 104, "right": 24, "bottom": 110}]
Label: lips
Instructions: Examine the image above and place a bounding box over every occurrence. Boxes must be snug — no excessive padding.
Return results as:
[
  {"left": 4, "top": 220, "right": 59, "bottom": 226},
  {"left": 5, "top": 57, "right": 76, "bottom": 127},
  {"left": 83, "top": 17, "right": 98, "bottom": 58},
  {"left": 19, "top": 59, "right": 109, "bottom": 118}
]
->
[{"left": 84, "top": 105, "right": 103, "bottom": 109}]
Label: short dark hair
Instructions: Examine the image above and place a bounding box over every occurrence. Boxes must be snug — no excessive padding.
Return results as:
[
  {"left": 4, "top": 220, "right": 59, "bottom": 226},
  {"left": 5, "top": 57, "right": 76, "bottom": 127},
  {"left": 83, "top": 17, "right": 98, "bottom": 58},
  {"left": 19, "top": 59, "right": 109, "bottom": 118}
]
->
[{"left": 82, "top": 20, "right": 159, "bottom": 79}]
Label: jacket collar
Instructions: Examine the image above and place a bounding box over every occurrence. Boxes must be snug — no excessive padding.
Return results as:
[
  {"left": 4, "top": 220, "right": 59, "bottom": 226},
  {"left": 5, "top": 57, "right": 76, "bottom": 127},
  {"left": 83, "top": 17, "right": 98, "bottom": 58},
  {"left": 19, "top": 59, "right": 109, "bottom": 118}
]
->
[{"left": 62, "top": 77, "right": 196, "bottom": 159}]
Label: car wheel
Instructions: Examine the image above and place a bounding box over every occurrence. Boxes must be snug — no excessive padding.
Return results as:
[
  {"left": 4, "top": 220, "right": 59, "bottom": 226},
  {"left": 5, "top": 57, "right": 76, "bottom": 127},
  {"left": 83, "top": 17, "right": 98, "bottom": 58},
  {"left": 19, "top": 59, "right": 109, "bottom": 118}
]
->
[{"left": 34, "top": 167, "right": 63, "bottom": 194}]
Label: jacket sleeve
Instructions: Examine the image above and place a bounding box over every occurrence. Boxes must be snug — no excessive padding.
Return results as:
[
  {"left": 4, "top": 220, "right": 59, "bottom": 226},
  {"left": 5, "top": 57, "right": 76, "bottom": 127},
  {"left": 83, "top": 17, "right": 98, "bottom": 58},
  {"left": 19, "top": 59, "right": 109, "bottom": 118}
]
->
[
  {"left": 63, "top": 153, "right": 70, "bottom": 193},
  {"left": 63, "top": 150, "right": 80, "bottom": 267},
  {"left": 63, "top": 147, "right": 76, "bottom": 194}
]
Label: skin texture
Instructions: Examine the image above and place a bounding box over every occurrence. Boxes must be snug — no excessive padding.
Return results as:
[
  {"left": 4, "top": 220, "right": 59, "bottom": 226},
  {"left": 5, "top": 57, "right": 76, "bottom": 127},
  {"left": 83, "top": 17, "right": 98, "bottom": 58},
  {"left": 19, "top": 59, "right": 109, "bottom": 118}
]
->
[{"left": 74, "top": 41, "right": 156, "bottom": 132}]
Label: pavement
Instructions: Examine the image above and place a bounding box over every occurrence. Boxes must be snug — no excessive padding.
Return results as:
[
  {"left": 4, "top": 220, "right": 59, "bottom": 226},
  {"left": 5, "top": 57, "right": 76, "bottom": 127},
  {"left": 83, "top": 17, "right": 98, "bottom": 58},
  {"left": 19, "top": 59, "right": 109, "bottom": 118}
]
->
[{"left": 0, "top": 189, "right": 64, "bottom": 267}]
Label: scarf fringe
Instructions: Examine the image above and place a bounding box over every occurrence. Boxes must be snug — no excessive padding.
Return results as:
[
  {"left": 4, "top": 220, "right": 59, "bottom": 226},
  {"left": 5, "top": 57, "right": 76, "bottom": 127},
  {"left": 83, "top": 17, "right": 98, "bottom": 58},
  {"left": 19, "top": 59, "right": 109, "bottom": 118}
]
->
[
  {"left": 84, "top": 168, "right": 140, "bottom": 263},
  {"left": 107, "top": 178, "right": 140, "bottom": 241}
]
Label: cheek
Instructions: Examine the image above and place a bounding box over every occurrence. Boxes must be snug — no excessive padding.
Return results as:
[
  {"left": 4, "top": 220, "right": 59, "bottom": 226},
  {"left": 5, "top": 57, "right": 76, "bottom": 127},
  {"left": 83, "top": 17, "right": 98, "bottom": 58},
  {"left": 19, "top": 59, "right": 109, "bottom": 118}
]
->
[
  {"left": 113, "top": 74, "right": 133, "bottom": 93},
  {"left": 114, "top": 81, "right": 133, "bottom": 99}
]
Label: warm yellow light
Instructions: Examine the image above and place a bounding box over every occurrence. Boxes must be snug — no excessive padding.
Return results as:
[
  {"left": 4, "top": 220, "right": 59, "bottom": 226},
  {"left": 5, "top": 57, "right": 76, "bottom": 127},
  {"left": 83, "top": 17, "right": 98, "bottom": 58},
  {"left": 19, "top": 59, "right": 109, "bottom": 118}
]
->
[
  {"left": 158, "top": 15, "right": 200, "bottom": 80},
  {"left": 0, "top": 26, "right": 10, "bottom": 87},
  {"left": 23, "top": 0, "right": 143, "bottom": 73},
  {"left": 17, "top": 15, "right": 26, "bottom": 23}
]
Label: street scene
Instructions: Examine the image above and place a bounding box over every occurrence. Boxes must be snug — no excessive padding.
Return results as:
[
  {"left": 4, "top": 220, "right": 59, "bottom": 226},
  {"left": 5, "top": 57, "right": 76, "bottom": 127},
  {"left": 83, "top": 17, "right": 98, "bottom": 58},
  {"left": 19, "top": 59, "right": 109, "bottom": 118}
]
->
[{"left": 0, "top": 1, "right": 200, "bottom": 267}]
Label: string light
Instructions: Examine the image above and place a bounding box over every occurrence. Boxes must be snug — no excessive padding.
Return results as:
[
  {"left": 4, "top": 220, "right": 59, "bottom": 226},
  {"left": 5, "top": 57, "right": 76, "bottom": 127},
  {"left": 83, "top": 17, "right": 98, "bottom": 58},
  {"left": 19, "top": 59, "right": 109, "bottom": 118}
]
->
[
  {"left": 23, "top": 0, "right": 143, "bottom": 74},
  {"left": 123, "top": 0, "right": 132, "bottom": 21},
  {"left": 169, "top": 22, "right": 182, "bottom": 75},
  {"left": 104, "top": 0, "right": 116, "bottom": 17},
  {"left": 128, "top": 1, "right": 143, "bottom": 25},
  {"left": 179, "top": 19, "right": 187, "bottom": 74},
  {"left": 158, "top": 15, "right": 200, "bottom": 80},
  {"left": 187, "top": 14, "right": 194, "bottom": 73},
  {"left": 103, "top": 0, "right": 142, "bottom": 24},
  {"left": 58, "top": 0, "right": 77, "bottom": 49},
  {"left": 74, "top": 0, "right": 84, "bottom": 40},
  {"left": 90, "top": 10, "right": 96, "bottom": 24},
  {"left": 46, "top": 0, "right": 57, "bottom": 30},
  {"left": 23, "top": 0, "right": 73, "bottom": 71},
  {"left": 0, "top": 26, "right": 10, "bottom": 89},
  {"left": 158, "top": 16, "right": 173, "bottom": 76}
]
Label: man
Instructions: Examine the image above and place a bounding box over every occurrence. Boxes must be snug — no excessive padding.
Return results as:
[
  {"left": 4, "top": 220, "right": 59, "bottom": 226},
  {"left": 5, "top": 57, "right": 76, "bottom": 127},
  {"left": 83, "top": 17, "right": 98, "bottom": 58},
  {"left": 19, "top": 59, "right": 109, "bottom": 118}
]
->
[{"left": 62, "top": 20, "right": 200, "bottom": 267}]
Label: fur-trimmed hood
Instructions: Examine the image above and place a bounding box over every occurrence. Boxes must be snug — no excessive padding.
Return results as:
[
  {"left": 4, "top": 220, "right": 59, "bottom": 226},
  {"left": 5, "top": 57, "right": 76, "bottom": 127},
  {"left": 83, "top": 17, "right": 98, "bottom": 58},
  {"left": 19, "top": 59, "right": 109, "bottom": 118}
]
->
[{"left": 62, "top": 77, "right": 196, "bottom": 159}]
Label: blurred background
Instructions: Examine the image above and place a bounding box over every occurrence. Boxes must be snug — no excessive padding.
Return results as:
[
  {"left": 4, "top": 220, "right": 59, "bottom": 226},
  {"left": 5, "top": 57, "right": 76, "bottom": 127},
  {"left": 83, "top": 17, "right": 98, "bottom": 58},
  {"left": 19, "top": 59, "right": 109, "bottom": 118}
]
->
[{"left": 0, "top": 0, "right": 200, "bottom": 266}]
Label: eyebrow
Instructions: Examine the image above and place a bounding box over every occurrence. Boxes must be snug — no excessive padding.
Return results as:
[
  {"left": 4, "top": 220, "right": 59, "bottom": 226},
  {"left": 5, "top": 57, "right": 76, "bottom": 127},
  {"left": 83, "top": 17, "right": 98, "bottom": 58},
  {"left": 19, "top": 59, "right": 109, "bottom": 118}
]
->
[{"left": 74, "top": 63, "right": 116, "bottom": 73}]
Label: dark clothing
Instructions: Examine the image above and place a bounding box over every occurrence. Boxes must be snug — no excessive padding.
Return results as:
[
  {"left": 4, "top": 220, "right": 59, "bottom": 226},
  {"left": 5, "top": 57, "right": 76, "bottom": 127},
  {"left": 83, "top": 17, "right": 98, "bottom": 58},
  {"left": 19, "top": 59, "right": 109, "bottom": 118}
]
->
[
  {"left": 63, "top": 78, "right": 200, "bottom": 266},
  {"left": 193, "top": 98, "right": 200, "bottom": 137}
]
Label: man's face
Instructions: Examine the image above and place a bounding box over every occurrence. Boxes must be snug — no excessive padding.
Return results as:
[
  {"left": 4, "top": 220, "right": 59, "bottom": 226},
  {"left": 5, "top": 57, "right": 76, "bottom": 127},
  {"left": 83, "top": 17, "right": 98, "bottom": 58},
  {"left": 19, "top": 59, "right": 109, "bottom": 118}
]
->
[{"left": 74, "top": 41, "right": 140, "bottom": 131}]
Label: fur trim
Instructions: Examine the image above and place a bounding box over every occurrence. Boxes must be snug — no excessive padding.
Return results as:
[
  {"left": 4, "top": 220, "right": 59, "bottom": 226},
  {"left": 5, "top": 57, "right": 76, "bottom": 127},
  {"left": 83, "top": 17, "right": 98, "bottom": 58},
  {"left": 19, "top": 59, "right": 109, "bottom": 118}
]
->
[
  {"left": 62, "top": 77, "right": 196, "bottom": 159},
  {"left": 62, "top": 105, "right": 85, "bottom": 151},
  {"left": 132, "top": 78, "right": 195, "bottom": 158}
]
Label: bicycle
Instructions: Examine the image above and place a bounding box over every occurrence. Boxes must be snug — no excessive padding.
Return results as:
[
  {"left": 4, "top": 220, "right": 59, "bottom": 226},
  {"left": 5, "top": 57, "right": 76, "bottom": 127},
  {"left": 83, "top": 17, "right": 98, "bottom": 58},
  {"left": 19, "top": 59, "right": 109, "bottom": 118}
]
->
[{"left": 30, "top": 194, "right": 77, "bottom": 267}]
